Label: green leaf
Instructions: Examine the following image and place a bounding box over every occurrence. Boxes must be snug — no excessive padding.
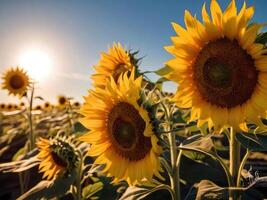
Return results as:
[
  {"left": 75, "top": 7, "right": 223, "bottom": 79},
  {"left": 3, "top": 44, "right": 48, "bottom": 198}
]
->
[
  {"left": 119, "top": 185, "right": 174, "bottom": 200},
  {"left": 195, "top": 180, "right": 228, "bottom": 200},
  {"left": 12, "top": 146, "right": 26, "bottom": 161},
  {"left": 255, "top": 32, "right": 267, "bottom": 45},
  {"left": 17, "top": 170, "right": 77, "bottom": 200},
  {"left": 236, "top": 132, "right": 267, "bottom": 152},
  {"left": 34, "top": 96, "right": 44, "bottom": 101},
  {"left": 181, "top": 135, "right": 216, "bottom": 158},
  {"left": 73, "top": 122, "right": 87, "bottom": 133},
  {"left": 82, "top": 181, "right": 103, "bottom": 199},
  {"left": 155, "top": 65, "right": 173, "bottom": 76},
  {"left": 0, "top": 156, "right": 39, "bottom": 173}
]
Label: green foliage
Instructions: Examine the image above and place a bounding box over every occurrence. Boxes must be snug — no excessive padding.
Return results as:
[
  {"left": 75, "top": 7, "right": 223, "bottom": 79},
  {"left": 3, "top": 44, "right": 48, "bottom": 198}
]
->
[
  {"left": 256, "top": 32, "right": 267, "bottom": 45},
  {"left": 17, "top": 170, "right": 77, "bottom": 200},
  {"left": 119, "top": 184, "right": 174, "bottom": 200},
  {"left": 155, "top": 65, "right": 173, "bottom": 77},
  {"left": 82, "top": 178, "right": 104, "bottom": 199},
  {"left": 236, "top": 132, "right": 267, "bottom": 151}
]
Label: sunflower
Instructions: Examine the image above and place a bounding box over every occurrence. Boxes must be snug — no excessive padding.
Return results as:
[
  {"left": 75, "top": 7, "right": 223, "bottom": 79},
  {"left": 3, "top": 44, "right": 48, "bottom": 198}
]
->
[
  {"left": 72, "top": 101, "right": 81, "bottom": 110},
  {"left": 36, "top": 136, "right": 78, "bottom": 180},
  {"left": 43, "top": 101, "right": 52, "bottom": 111},
  {"left": 80, "top": 69, "right": 163, "bottom": 185},
  {"left": 13, "top": 104, "right": 19, "bottom": 110},
  {"left": 2, "top": 67, "right": 30, "bottom": 97},
  {"left": 91, "top": 43, "right": 135, "bottom": 88},
  {"left": 0, "top": 103, "right": 6, "bottom": 111},
  {"left": 35, "top": 105, "right": 42, "bottom": 110},
  {"left": 19, "top": 102, "right": 25, "bottom": 108},
  {"left": 6, "top": 103, "right": 13, "bottom": 111},
  {"left": 165, "top": 0, "right": 267, "bottom": 131},
  {"left": 57, "top": 95, "right": 68, "bottom": 109}
]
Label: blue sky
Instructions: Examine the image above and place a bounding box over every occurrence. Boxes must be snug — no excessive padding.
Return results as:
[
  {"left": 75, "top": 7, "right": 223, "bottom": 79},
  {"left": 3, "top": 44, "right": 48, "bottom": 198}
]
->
[{"left": 0, "top": 0, "right": 266, "bottom": 104}]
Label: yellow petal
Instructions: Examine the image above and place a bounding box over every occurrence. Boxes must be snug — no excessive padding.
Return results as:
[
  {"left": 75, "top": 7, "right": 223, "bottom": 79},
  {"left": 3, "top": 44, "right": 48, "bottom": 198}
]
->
[
  {"left": 240, "top": 24, "right": 261, "bottom": 49},
  {"left": 151, "top": 135, "right": 162, "bottom": 154},
  {"left": 210, "top": 0, "right": 223, "bottom": 28},
  {"left": 255, "top": 56, "right": 267, "bottom": 72},
  {"left": 223, "top": 17, "right": 237, "bottom": 40},
  {"left": 171, "top": 22, "right": 195, "bottom": 45},
  {"left": 88, "top": 142, "right": 111, "bottom": 157},
  {"left": 202, "top": 2, "right": 210, "bottom": 24},
  {"left": 223, "top": 0, "right": 237, "bottom": 21}
]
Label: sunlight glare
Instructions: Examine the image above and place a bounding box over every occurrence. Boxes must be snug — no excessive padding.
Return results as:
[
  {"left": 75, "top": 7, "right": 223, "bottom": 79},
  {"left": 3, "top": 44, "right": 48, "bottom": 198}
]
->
[{"left": 19, "top": 50, "right": 52, "bottom": 81}]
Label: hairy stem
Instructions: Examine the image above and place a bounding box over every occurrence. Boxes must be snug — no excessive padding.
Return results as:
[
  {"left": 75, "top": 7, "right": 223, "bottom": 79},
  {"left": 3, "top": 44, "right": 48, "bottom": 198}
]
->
[
  {"left": 237, "top": 150, "right": 250, "bottom": 187},
  {"left": 28, "top": 84, "right": 35, "bottom": 150},
  {"left": 229, "top": 127, "right": 240, "bottom": 200},
  {"left": 76, "top": 152, "right": 83, "bottom": 200},
  {"left": 168, "top": 129, "right": 180, "bottom": 200},
  {"left": 18, "top": 172, "right": 24, "bottom": 194},
  {"left": 175, "top": 150, "right": 182, "bottom": 200}
]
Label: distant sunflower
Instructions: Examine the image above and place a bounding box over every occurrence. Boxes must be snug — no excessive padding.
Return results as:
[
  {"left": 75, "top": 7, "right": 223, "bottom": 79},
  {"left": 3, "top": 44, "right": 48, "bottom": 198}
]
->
[
  {"left": 80, "top": 69, "right": 163, "bottom": 185},
  {"left": 35, "top": 105, "right": 42, "bottom": 110},
  {"left": 13, "top": 104, "right": 19, "bottom": 110},
  {"left": 91, "top": 43, "right": 134, "bottom": 88},
  {"left": 0, "top": 103, "right": 6, "bottom": 111},
  {"left": 57, "top": 95, "right": 68, "bottom": 109},
  {"left": 36, "top": 136, "right": 78, "bottom": 180},
  {"left": 165, "top": 0, "right": 267, "bottom": 131},
  {"left": 2, "top": 67, "right": 30, "bottom": 97},
  {"left": 73, "top": 101, "right": 80, "bottom": 107},
  {"left": 43, "top": 101, "right": 52, "bottom": 111},
  {"left": 6, "top": 103, "right": 13, "bottom": 111},
  {"left": 20, "top": 102, "right": 25, "bottom": 108}
]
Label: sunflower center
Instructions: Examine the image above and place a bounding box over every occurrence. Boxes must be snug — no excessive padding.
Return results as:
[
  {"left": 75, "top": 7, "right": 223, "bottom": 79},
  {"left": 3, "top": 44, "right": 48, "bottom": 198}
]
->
[
  {"left": 9, "top": 75, "right": 24, "bottom": 89},
  {"left": 204, "top": 58, "right": 232, "bottom": 88},
  {"left": 59, "top": 97, "right": 66, "bottom": 104},
  {"left": 51, "top": 151, "right": 67, "bottom": 168},
  {"left": 108, "top": 102, "right": 152, "bottom": 161},
  {"left": 193, "top": 38, "right": 258, "bottom": 108},
  {"left": 113, "top": 118, "right": 136, "bottom": 149}
]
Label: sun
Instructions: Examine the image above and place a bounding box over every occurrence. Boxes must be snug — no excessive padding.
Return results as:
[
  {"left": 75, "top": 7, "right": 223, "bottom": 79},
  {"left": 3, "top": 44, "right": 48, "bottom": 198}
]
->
[{"left": 19, "top": 50, "right": 52, "bottom": 81}]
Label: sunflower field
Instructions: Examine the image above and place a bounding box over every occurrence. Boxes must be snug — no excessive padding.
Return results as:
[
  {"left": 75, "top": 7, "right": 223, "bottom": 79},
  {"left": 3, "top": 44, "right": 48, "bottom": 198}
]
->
[{"left": 1, "top": 0, "right": 267, "bottom": 199}]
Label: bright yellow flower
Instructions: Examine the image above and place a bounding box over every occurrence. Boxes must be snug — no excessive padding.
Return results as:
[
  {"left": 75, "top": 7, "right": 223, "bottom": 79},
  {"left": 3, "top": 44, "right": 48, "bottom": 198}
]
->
[
  {"left": 80, "top": 69, "right": 163, "bottom": 185},
  {"left": 57, "top": 95, "right": 68, "bottom": 109},
  {"left": 36, "top": 137, "right": 78, "bottom": 180},
  {"left": 2, "top": 67, "right": 30, "bottom": 97},
  {"left": 165, "top": 0, "right": 267, "bottom": 131},
  {"left": 91, "top": 43, "right": 133, "bottom": 88}
]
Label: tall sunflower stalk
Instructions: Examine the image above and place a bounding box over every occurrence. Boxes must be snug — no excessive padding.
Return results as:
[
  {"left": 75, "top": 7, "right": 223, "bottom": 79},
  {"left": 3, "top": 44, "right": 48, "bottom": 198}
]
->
[
  {"left": 27, "top": 83, "right": 35, "bottom": 151},
  {"left": 229, "top": 128, "right": 241, "bottom": 199},
  {"left": 158, "top": 96, "right": 181, "bottom": 200}
]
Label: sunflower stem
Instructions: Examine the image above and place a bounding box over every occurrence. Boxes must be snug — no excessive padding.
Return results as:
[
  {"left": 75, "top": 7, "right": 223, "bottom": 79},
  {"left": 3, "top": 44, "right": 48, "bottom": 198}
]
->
[
  {"left": 168, "top": 128, "right": 180, "bottom": 200},
  {"left": 67, "top": 101, "right": 74, "bottom": 133},
  {"left": 76, "top": 151, "right": 83, "bottom": 200},
  {"left": 229, "top": 127, "right": 240, "bottom": 200},
  {"left": 18, "top": 172, "right": 24, "bottom": 194},
  {"left": 175, "top": 150, "right": 182, "bottom": 200},
  {"left": 237, "top": 150, "right": 250, "bottom": 187},
  {"left": 28, "top": 84, "right": 35, "bottom": 150}
]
